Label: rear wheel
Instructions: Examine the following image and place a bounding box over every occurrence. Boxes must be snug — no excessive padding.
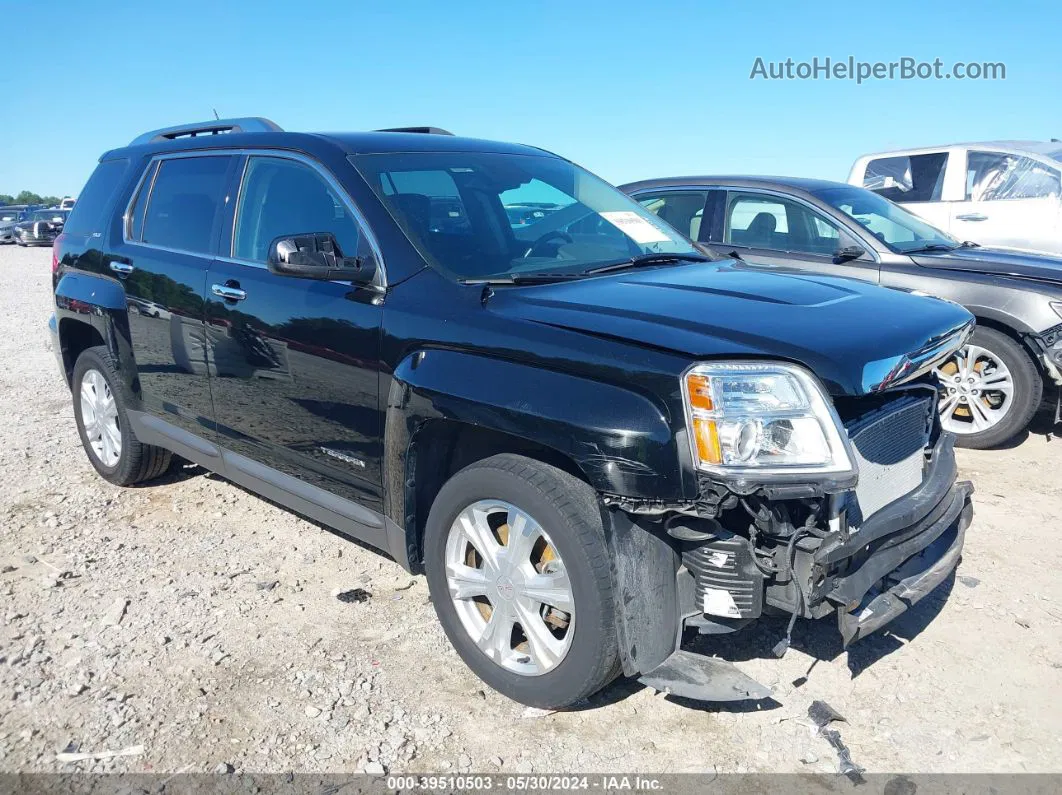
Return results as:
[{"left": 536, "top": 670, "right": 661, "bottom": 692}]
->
[
  {"left": 424, "top": 454, "right": 619, "bottom": 708},
  {"left": 934, "top": 326, "right": 1042, "bottom": 449},
  {"left": 72, "top": 346, "right": 172, "bottom": 485}
]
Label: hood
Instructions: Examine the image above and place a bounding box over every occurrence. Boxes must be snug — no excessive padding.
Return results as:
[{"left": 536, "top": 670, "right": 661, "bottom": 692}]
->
[
  {"left": 912, "top": 246, "right": 1062, "bottom": 285},
  {"left": 487, "top": 262, "right": 973, "bottom": 397}
]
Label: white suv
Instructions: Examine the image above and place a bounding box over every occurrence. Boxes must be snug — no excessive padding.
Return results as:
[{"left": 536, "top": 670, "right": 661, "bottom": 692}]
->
[{"left": 849, "top": 141, "right": 1062, "bottom": 255}]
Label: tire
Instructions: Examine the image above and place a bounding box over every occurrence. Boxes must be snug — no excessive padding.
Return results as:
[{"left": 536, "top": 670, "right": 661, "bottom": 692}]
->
[
  {"left": 72, "top": 346, "right": 172, "bottom": 485},
  {"left": 424, "top": 453, "right": 620, "bottom": 708},
  {"left": 936, "top": 326, "right": 1042, "bottom": 449}
]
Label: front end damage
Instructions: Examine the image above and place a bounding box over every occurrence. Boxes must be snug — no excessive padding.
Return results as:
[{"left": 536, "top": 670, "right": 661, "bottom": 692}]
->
[{"left": 602, "top": 383, "right": 973, "bottom": 702}]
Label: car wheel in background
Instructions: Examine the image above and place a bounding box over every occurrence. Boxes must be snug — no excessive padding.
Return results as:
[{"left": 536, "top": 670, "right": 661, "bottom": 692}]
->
[
  {"left": 72, "top": 346, "right": 172, "bottom": 485},
  {"left": 934, "top": 326, "right": 1042, "bottom": 449},
  {"left": 424, "top": 453, "right": 620, "bottom": 708}
]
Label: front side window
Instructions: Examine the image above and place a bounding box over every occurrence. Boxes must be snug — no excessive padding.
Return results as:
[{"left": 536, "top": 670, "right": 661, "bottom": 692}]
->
[
  {"left": 233, "top": 157, "right": 360, "bottom": 263},
  {"left": 724, "top": 193, "right": 841, "bottom": 256},
  {"left": 966, "top": 151, "right": 1062, "bottom": 201},
  {"left": 142, "top": 156, "right": 233, "bottom": 254},
  {"left": 350, "top": 151, "right": 695, "bottom": 281},
  {"left": 862, "top": 152, "right": 948, "bottom": 203},
  {"left": 815, "top": 185, "right": 957, "bottom": 253},
  {"left": 638, "top": 191, "right": 709, "bottom": 241}
]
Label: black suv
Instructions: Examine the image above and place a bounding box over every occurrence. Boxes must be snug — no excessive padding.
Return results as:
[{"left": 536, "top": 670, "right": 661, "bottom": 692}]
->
[{"left": 49, "top": 118, "right": 975, "bottom": 708}]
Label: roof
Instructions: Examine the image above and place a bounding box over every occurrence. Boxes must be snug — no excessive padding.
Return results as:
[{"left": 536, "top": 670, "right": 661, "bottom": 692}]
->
[
  {"left": 856, "top": 140, "right": 1062, "bottom": 161},
  {"left": 619, "top": 175, "right": 854, "bottom": 195},
  {"left": 105, "top": 118, "right": 554, "bottom": 161}
]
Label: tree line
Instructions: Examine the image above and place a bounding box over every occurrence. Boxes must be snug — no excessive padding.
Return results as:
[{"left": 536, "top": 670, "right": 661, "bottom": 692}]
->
[{"left": 0, "top": 191, "right": 64, "bottom": 206}]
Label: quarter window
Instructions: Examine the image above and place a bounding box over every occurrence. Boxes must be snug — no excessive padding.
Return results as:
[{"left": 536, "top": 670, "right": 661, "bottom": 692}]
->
[
  {"left": 638, "top": 191, "right": 709, "bottom": 241},
  {"left": 725, "top": 193, "right": 843, "bottom": 257},
  {"left": 64, "top": 158, "right": 129, "bottom": 237},
  {"left": 862, "top": 153, "right": 948, "bottom": 203},
  {"left": 233, "top": 157, "right": 361, "bottom": 263},
  {"left": 966, "top": 151, "right": 1061, "bottom": 201},
  {"left": 142, "top": 156, "right": 233, "bottom": 254}
]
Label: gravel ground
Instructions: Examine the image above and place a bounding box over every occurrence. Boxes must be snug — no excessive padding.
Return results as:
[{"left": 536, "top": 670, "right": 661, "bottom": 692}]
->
[{"left": 2, "top": 244, "right": 1061, "bottom": 776}]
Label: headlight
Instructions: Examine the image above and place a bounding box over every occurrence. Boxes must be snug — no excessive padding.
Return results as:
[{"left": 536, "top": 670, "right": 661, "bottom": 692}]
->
[{"left": 682, "top": 362, "right": 854, "bottom": 477}]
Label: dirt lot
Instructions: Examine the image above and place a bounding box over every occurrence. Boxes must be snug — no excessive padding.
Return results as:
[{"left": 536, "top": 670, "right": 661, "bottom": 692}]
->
[{"left": 2, "top": 244, "right": 1061, "bottom": 776}]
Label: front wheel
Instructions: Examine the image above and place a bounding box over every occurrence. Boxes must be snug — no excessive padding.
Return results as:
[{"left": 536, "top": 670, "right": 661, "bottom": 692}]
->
[
  {"left": 424, "top": 454, "right": 620, "bottom": 708},
  {"left": 934, "top": 326, "right": 1042, "bottom": 449}
]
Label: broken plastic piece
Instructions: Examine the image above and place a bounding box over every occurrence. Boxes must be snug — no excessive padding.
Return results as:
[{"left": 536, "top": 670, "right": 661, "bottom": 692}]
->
[
  {"left": 807, "top": 700, "right": 865, "bottom": 782},
  {"left": 638, "top": 650, "right": 772, "bottom": 702}
]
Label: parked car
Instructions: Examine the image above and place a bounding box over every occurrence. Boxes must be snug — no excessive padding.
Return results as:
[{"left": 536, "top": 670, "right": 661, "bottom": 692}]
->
[
  {"left": 848, "top": 141, "right": 1062, "bottom": 255},
  {"left": 49, "top": 117, "right": 974, "bottom": 708},
  {"left": 0, "top": 205, "right": 29, "bottom": 244},
  {"left": 14, "top": 208, "right": 69, "bottom": 246},
  {"left": 622, "top": 176, "right": 1062, "bottom": 448},
  {"left": 60, "top": 197, "right": 76, "bottom": 211}
]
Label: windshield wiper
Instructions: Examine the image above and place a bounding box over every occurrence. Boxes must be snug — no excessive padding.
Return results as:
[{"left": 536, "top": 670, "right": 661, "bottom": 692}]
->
[
  {"left": 460, "top": 273, "right": 585, "bottom": 286},
  {"left": 902, "top": 243, "right": 955, "bottom": 254},
  {"left": 584, "top": 252, "right": 712, "bottom": 276}
]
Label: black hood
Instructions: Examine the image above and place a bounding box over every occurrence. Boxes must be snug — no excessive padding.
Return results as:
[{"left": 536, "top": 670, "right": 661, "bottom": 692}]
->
[
  {"left": 912, "top": 246, "right": 1062, "bottom": 286},
  {"left": 487, "top": 262, "right": 974, "bottom": 397}
]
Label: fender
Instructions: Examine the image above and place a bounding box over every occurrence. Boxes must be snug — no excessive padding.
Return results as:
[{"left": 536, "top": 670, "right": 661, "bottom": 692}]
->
[
  {"left": 383, "top": 348, "right": 691, "bottom": 567},
  {"left": 54, "top": 271, "right": 137, "bottom": 394}
]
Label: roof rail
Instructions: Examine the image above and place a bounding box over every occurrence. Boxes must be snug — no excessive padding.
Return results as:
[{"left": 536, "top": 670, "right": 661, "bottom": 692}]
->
[
  {"left": 129, "top": 117, "right": 284, "bottom": 146},
  {"left": 375, "top": 126, "right": 454, "bottom": 136}
]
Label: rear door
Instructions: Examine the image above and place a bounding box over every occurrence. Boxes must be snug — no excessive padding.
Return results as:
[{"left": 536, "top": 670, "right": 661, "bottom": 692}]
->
[
  {"left": 107, "top": 152, "right": 238, "bottom": 437},
  {"left": 205, "top": 153, "right": 386, "bottom": 514},
  {"left": 710, "top": 189, "right": 880, "bottom": 283},
  {"left": 857, "top": 151, "right": 952, "bottom": 232},
  {"left": 948, "top": 150, "right": 1062, "bottom": 254}
]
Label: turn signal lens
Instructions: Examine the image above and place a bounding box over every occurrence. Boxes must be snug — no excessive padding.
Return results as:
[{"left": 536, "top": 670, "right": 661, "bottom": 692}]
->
[
  {"left": 692, "top": 418, "right": 722, "bottom": 465},
  {"left": 686, "top": 374, "right": 715, "bottom": 411}
]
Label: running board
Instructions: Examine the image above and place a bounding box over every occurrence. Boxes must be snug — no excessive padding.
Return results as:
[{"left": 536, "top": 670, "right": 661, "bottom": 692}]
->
[{"left": 637, "top": 650, "right": 772, "bottom": 702}]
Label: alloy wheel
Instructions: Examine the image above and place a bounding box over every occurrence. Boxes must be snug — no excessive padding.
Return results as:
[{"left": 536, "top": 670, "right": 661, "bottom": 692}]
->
[
  {"left": 934, "top": 343, "right": 1015, "bottom": 435},
  {"left": 80, "top": 368, "right": 122, "bottom": 467},
  {"left": 444, "top": 500, "right": 575, "bottom": 676}
]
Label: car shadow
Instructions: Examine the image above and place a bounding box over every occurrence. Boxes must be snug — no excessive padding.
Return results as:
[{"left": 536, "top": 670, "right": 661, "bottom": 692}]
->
[{"left": 987, "top": 400, "right": 1059, "bottom": 450}]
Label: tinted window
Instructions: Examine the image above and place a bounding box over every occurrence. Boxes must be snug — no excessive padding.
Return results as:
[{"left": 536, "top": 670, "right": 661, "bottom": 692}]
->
[
  {"left": 966, "top": 151, "right": 1061, "bottom": 201},
  {"left": 638, "top": 191, "right": 709, "bottom": 241},
  {"left": 862, "top": 153, "right": 948, "bottom": 203},
  {"left": 725, "top": 192, "right": 842, "bottom": 256},
  {"left": 126, "top": 161, "right": 158, "bottom": 241},
  {"left": 63, "top": 158, "right": 129, "bottom": 236},
  {"left": 233, "top": 157, "right": 361, "bottom": 262},
  {"left": 143, "top": 156, "right": 232, "bottom": 254}
]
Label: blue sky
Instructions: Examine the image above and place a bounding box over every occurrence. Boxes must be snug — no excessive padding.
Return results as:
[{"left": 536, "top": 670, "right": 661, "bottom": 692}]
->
[{"left": 2, "top": 0, "right": 1059, "bottom": 197}]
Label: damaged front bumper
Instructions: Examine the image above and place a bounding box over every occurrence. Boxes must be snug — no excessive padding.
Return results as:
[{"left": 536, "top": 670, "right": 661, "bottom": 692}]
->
[{"left": 605, "top": 420, "right": 973, "bottom": 702}]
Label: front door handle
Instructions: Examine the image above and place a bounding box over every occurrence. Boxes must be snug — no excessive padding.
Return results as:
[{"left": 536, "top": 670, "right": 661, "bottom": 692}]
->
[
  {"left": 211, "top": 283, "right": 247, "bottom": 302},
  {"left": 955, "top": 213, "right": 988, "bottom": 222},
  {"left": 109, "top": 262, "right": 134, "bottom": 276}
]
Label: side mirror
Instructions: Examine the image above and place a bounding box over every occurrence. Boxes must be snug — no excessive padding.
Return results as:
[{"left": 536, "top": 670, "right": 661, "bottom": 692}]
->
[
  {"left": 834, "top": 244, "right": 866, "bottom": 263},
  {"left": 267, "top": 233, "right": 377, "bottom": 285}
]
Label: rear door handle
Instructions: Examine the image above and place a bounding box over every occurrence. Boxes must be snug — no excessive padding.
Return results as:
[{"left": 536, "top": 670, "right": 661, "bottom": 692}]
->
[
  {"left": 211, "top": 283, "right": 247, "bottom": 301},
  {"left": 955, "top": 213, "right": 988, "bottom": 222},
  {"left": 109, "top": 262, "right": 134, "bottom": 276}
]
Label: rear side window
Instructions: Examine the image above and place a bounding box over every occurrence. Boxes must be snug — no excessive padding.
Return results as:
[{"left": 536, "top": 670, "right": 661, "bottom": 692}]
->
[
  {"left": 862, "top": 153, "right": 948, "bottom": 203},
  {"left": 142, "top": 156, "right": 233, "bottom": 254},
  {"left": 638, "top": 191, "right": 710, "bottom": 241},
  {"left": 63, "top": 159, "right": 129, "bottom": 236}
]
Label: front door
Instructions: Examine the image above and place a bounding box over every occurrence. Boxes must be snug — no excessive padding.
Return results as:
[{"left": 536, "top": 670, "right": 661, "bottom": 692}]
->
[
  {"left": 714, "top": 190, "right": 880, "bottom": 283},
  {"left": 205, "top": 154, "right": 385, "bottom": 513},
  {"left": 948, "top": 150, "right": 1062, "bottom": 255}
]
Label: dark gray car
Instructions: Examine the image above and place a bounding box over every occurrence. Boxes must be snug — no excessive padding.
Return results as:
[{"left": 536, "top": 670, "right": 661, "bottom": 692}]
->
[{"left": 621, "top": 176, "right": 1062, "bottom": 448}]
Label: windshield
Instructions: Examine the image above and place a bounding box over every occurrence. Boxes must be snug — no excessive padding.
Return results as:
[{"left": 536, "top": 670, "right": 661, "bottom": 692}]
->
[
  {"left": 30, "top": 210, "right": 68, "bottom": 222},
  {"left": 350, "top": 151, "right": 698, "bottom": 280},
  {"left": 814, "top": 186, "right": 957, "bottom": 253}
]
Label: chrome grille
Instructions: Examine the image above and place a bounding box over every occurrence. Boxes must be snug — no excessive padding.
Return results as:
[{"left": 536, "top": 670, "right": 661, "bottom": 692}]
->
[{"left": 845, "top": 396, "right": 933, "bottom": 526}]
